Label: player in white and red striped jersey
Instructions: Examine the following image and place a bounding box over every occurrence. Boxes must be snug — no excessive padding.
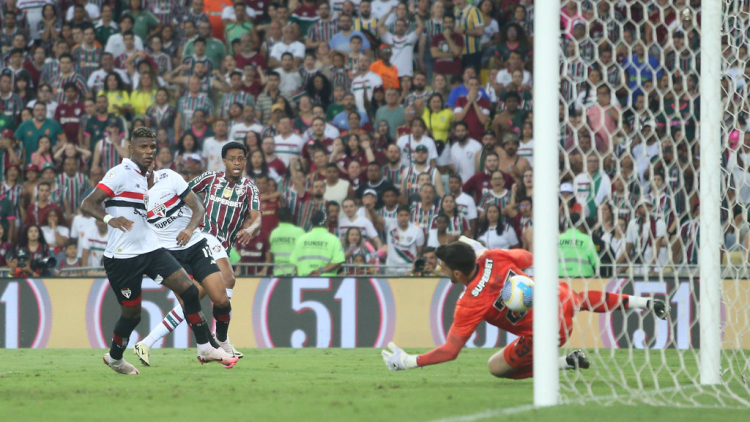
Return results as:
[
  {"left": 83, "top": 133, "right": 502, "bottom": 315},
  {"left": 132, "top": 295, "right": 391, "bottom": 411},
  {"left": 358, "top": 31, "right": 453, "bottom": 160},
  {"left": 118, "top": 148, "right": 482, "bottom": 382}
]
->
[
  {"left": 80, "top": 127, "right": 237, "bottom": 375},
  {"left": 133, "top": 166, "right": 237, "bottom": 366}
]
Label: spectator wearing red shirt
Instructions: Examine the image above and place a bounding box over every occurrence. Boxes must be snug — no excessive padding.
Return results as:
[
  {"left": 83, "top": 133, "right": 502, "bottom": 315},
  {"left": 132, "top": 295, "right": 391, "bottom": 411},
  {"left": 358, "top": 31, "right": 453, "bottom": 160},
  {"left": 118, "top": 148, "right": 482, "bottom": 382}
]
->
[
  {"left": 463, "top": 151, "right": 515, "bottom": 203},
  {"left": 453, "top": 76, "right": 491, "bottom": 142},
  {"left": 23, "top": 181, "right": 63, "bottom": 228},
  {"left": 431, "top": 15, "right": 464, "bottom": 77}
]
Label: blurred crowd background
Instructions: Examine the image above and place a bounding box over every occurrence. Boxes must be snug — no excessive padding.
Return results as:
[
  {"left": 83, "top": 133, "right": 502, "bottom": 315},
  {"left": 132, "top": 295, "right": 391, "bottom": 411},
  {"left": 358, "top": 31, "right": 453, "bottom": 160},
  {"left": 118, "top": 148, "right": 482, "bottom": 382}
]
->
[{"left": 0, "top": 0, "right": 735, "bottom": 278}]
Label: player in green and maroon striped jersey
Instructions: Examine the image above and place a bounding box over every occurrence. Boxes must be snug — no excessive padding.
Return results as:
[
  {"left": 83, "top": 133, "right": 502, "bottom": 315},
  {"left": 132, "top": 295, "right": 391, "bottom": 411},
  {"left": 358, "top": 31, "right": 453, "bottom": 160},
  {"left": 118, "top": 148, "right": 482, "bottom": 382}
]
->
[{"left": 189, "top": 142, "right": 260, "bottom": 356}]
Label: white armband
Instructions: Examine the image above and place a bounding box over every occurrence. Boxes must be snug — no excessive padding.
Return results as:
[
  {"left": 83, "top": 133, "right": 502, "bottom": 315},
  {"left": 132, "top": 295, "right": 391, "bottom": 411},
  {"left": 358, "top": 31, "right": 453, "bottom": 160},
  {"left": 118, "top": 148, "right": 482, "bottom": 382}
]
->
[{"left": 103, "top": 214, "right": 114, "bottom": 224}]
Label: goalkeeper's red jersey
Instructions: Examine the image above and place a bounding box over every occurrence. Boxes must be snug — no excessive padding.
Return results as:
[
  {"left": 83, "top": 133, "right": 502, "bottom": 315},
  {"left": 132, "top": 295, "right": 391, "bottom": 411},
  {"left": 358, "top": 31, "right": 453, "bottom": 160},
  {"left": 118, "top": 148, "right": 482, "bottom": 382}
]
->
[
  {"left": 417, "top": 248, "right": 576, "bottom": 366},
  {"left": 451, "top": 249, "right": 537, "bottom": 338}
]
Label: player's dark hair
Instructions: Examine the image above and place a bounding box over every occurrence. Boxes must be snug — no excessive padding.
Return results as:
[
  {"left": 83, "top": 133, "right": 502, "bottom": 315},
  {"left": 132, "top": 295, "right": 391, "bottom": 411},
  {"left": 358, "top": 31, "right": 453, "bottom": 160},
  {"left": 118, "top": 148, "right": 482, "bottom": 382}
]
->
[
  {"left": 267, "top": 70, "right": 280, "bottom": 79},
  {"left": 436, "top": 242, "right": 477, "bottom": 276},
  {"left": 122, "top": 30, "right": 134, "bottom": 39},
  {"left": 59, "top": 53, "right": 73, "bottom": 62},
  {"left": 325, "top": 162, "right": 339, "bottom": 170},
  {"left": 422, "top": 246, "right": 436, "bottom": 255},
  {"left": 37, "top": 181, "right": 51, "bottom": 189},
  {"left": 131, "top": 126, "right": 156, "bottom": 141},
  {"left": 194, "top": 37, "right": 207, "bottom": 46},
  {"left": 278, "top": 207, "right": 293, "bottom": 224},
  {"left": 64, "top": 238, "right": 78, "bottom": 249},
  {"left": 281, "top": 52, "right": 293, "bottom": 60},
  {"left": 221, "top": 141, "right": 248, "bottom": 159},
  {"left": 382, "top": 185, "right": 400, "bottom": 196},
  {"left": 396, "top": 205, "right": 410, "bottom": 215},
  {"left": 62, "top": 82, "right": 78, "bottom": 92}
]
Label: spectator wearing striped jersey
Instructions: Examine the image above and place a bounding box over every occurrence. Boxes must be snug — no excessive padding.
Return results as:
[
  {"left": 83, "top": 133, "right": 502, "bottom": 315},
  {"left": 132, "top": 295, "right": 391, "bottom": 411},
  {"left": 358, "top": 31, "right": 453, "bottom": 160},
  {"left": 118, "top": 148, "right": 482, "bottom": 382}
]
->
[
  {"left": 174, "top": 75, "right": 215, "bottom": 140},
  {"left": 305, "top": 2, "right": 338, "bottom": 51}
]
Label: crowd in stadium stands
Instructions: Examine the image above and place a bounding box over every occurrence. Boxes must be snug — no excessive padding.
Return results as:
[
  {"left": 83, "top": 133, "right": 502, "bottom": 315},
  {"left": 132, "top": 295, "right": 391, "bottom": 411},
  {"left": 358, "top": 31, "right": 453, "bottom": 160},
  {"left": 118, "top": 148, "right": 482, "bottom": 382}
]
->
[{"left": 0, "top": 0, "right": 725, "bottom": 278}]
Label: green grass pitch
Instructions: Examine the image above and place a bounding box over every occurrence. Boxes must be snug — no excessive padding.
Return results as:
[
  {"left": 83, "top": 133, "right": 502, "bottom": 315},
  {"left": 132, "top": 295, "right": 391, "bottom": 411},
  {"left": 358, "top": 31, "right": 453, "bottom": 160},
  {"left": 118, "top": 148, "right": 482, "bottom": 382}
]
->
[{"left": 0, "top": 348, "right": 748, "bottom": 422}]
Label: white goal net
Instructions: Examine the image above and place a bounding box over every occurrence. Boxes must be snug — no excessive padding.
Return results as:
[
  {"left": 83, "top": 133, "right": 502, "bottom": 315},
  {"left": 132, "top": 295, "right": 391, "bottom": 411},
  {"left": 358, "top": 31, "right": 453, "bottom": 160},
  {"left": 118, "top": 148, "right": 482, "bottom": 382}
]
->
[{"left": 552, "top": 0, "right": 750, "bottom": 408}]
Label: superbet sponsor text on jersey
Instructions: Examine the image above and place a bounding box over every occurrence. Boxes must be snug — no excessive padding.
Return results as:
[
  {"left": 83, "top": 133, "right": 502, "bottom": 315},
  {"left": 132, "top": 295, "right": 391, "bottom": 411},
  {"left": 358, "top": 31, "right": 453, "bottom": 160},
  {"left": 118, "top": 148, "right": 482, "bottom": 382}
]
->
[
  {"left": 146, "top": 169, "right": 203, "bottom": 251},
  {"left": 189, "top": 171, "right": 261, "bottom": 250},
  {"left": 96, "top": 158, "right": 161, "bottom": 258}
]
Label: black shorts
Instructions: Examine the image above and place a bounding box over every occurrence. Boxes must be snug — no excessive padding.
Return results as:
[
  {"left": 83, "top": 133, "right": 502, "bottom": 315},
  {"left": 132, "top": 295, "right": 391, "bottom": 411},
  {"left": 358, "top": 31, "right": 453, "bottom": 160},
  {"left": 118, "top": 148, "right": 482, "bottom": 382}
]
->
[
  {"left": 103, "top": 248, "right": 184, "bottom": 306},
  {"left": 168, "top": 238, "right": 220, "bottom": 283}
]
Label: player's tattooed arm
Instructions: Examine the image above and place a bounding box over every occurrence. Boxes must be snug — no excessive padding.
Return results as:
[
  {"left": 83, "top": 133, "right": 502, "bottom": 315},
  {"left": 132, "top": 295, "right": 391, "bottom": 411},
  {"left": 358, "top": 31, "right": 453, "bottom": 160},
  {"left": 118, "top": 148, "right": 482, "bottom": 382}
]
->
[
  {"left": 176, "top": 191, "right": 206, "bottom": 246},
  {"left": 80, "top": 188, "right": 134, "bottom": 232}
]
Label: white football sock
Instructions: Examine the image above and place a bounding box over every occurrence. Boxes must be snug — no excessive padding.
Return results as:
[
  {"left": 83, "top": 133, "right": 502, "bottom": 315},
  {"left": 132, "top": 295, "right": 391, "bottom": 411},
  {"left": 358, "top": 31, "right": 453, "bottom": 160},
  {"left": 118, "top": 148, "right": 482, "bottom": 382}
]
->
[
  {"left": 197, "top": 342, "right": 213, "bottom": 353},
  {"left": 559, "top": 356, "right": 574, "bottom": 370},
  {"left": 141, "top": 306, "right": 185, "bottom": 347},
  {"left": 628, "top": 296, "right": 651, "bottom": 310}
]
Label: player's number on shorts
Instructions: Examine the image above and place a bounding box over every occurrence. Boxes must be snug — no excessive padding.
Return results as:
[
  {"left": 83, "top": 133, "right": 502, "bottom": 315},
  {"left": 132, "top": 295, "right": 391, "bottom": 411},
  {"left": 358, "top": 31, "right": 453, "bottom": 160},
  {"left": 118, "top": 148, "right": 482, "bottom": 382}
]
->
[{"left": 201, "top": 245, "right": 217, "bottom": 265}]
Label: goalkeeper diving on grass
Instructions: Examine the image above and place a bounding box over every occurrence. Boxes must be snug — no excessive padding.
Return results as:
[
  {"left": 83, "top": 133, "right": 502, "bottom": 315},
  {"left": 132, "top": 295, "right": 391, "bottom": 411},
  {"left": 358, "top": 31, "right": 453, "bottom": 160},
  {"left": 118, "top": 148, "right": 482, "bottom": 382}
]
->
[{"left": 381, "top": 238, "right": 670, "bottom": 378}]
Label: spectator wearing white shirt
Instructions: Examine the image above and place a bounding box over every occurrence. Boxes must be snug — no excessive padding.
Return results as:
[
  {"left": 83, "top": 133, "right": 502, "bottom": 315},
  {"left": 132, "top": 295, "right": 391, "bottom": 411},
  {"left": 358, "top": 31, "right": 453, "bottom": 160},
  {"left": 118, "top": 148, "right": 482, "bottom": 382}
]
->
[
  {"left": 386, "top": 205, "right": 425, "bottom": 274},
  {"left": 377, "top": 12, "right": 424, "bottom": 77},
  {"left": 104, "top": 15, "right": 144, "bottom": 59},
  {"left": 202, "top": 119, "right": 232, "bottom": 172},
  {"left": 494, "top": 51, "right": 532, "bottom": 89},
  {"left": 339, "top": 198, "right": 384, "bottom": 250},
  {"left": 273, "top": 116, "right": 306, "bottom": 166},
  {"left": 351, "top": 54, "right": 383, "bottom": 114},
  {"left": 476, "top": 204, "right": 519, "bottom": 249},
  {"left": 396, "top": 119, "right": 437, "bottom": 168},
  {"left": 274, "top": 52, "right": 304, "bottom": 97},
  {"left": 371, "top": 0, "right": 399, "bottom": 20},
  {"left": 450, "top": 121, "right": 482, "bottom": 184},
  {"left": 269, "top": 25, "right": 305, "bottom": 68},
  {"left": 448, "top": 174, "right": 478, "bottom": 235}
]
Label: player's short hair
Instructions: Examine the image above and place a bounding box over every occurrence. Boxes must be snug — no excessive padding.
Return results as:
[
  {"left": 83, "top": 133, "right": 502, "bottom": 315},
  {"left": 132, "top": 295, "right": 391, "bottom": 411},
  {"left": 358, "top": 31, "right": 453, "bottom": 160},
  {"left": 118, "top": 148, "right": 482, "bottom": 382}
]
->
[
  {"left": 37, "top": 181, "right": 51, "bottom": 190},
  {"left": 350, "top": 35, "right": 362, "bottom": 43},
  {"left": 382, "top": 185, "right": 400, "bottom": 196},
  {"left": 325, "top": 163, "right": 339, "bottom": 171},
  {"left": 422, "top": 246, "right": 436, "bottom": 255},
  {"left": 34, "top": 101, "right": 47, "bottom": 108},
  {"left": 9, "top": 48, "right": 23, "bottom": 56},
  {"left": 59, "top": 53, "right": 73, "bottom": 62},
  {"left": 194, "top": 37, "right": 207, "bottom": 46},
  {"left": 122, "top": 30, "right": 134, "bottom": 39},
  {"left": 131, "top": 126, "right": 156, "bottom": 141},
  {"left": 267, "top": 70, "right": 280, "bottom": 80},
  {"left": 62, "top": 82, "right": 78, "bottom": 92},
  {"left": 396, "top": 205, "right": 410, "bottom": 215},
  {"left": 281, "top": 52, "right": 293, "bottom": 60},
  {"left": 221, "top": 141, "right": 247, "bottom": 159},
  {"left": 278, "top": 207, "right": 293, "bottom": 224},
  {"left": 64, "top": 239, "right": 78, "bottom": 249},
  {"left": 230, "top": 70, "right": 242, "bottom": 79},
  {"left": 436, "top": 242, "right": 476, "bottom": 276}
]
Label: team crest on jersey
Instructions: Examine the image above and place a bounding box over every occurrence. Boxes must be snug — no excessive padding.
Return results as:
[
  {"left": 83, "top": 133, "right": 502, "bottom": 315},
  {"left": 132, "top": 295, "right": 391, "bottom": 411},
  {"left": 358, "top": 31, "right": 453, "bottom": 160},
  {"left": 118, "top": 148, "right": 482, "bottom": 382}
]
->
[
  {"left": 121, "top": 288, "right": 132, "bottom": 299},
  {"left": 152, "top": 203, "right": 166, "bottom": 217},
  {"left": 235, "top": 185, "right": 247, "bottom": 196},
  {"left": 213, "top": 244, "right": 222, "bottom": 253}
]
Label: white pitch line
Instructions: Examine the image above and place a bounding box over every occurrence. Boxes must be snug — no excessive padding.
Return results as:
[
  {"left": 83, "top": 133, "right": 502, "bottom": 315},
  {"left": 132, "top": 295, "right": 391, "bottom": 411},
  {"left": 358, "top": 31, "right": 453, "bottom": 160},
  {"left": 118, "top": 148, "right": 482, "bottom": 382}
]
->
[{"left": 425, "top": 386, "right": 701, "bottom": 422}]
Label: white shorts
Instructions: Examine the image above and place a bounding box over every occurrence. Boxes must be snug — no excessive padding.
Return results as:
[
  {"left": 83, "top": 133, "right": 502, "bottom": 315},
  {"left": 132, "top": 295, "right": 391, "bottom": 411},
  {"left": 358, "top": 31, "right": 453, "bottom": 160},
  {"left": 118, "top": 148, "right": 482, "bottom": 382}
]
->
[{"left": 201, "top": 233, "right": 229, "bottom": 261}]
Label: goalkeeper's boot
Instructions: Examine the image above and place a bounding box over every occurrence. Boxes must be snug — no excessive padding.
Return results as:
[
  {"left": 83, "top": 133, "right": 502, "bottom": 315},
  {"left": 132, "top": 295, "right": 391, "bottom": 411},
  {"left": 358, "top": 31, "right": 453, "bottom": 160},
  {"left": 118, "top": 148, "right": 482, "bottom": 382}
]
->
[
  {"left": 565, "top": 350, "right": 590, "bottom": 370},
  {"left": 197, "top": 346, "right": 239, "bottom": 368},
  {"left": 133, "top": 342, "right": 151, "bottom": 366},
  {"left": 651, "top": 299, "right": 670, "bottom": 320},
  {"left": 103, "top": 353, "right": 140, "bottom": 375}
]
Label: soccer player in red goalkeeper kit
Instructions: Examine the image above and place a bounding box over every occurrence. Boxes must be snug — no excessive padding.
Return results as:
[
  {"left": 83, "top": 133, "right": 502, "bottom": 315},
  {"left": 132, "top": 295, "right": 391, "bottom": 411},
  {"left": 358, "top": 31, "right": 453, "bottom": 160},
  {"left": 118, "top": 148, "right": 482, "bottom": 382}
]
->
[{"left": 381, "top": 239, "right": 670, "bottom": 378}]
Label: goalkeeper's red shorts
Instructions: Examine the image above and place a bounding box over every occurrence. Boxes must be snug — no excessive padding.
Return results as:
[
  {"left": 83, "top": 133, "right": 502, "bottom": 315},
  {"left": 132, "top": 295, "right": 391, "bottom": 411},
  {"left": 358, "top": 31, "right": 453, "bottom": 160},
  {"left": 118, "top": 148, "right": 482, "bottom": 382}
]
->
[{"left": 503, "top": 283, "right": 580, "bottom": 369}]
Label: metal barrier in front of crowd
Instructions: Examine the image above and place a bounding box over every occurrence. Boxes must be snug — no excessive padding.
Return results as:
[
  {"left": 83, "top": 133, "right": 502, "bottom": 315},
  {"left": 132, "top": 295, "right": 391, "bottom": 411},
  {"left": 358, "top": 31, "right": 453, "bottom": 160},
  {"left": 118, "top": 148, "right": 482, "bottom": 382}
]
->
[{"left": 7, "top": 263, "right": 744, "bottom": 279}]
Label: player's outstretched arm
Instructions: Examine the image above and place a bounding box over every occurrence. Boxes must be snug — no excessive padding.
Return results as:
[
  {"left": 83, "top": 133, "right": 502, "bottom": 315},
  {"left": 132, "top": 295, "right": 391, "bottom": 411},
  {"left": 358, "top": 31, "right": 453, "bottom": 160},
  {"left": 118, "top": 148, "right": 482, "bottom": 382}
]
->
[
  {"left": 381, "top": 331, "right": 471, "bottom": 371},
  {"left": 176, "top": 191, "right": 206, "bottom": 246},
  {"left": 80, "top": 188, "right": 133, "bottom": 232}
]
